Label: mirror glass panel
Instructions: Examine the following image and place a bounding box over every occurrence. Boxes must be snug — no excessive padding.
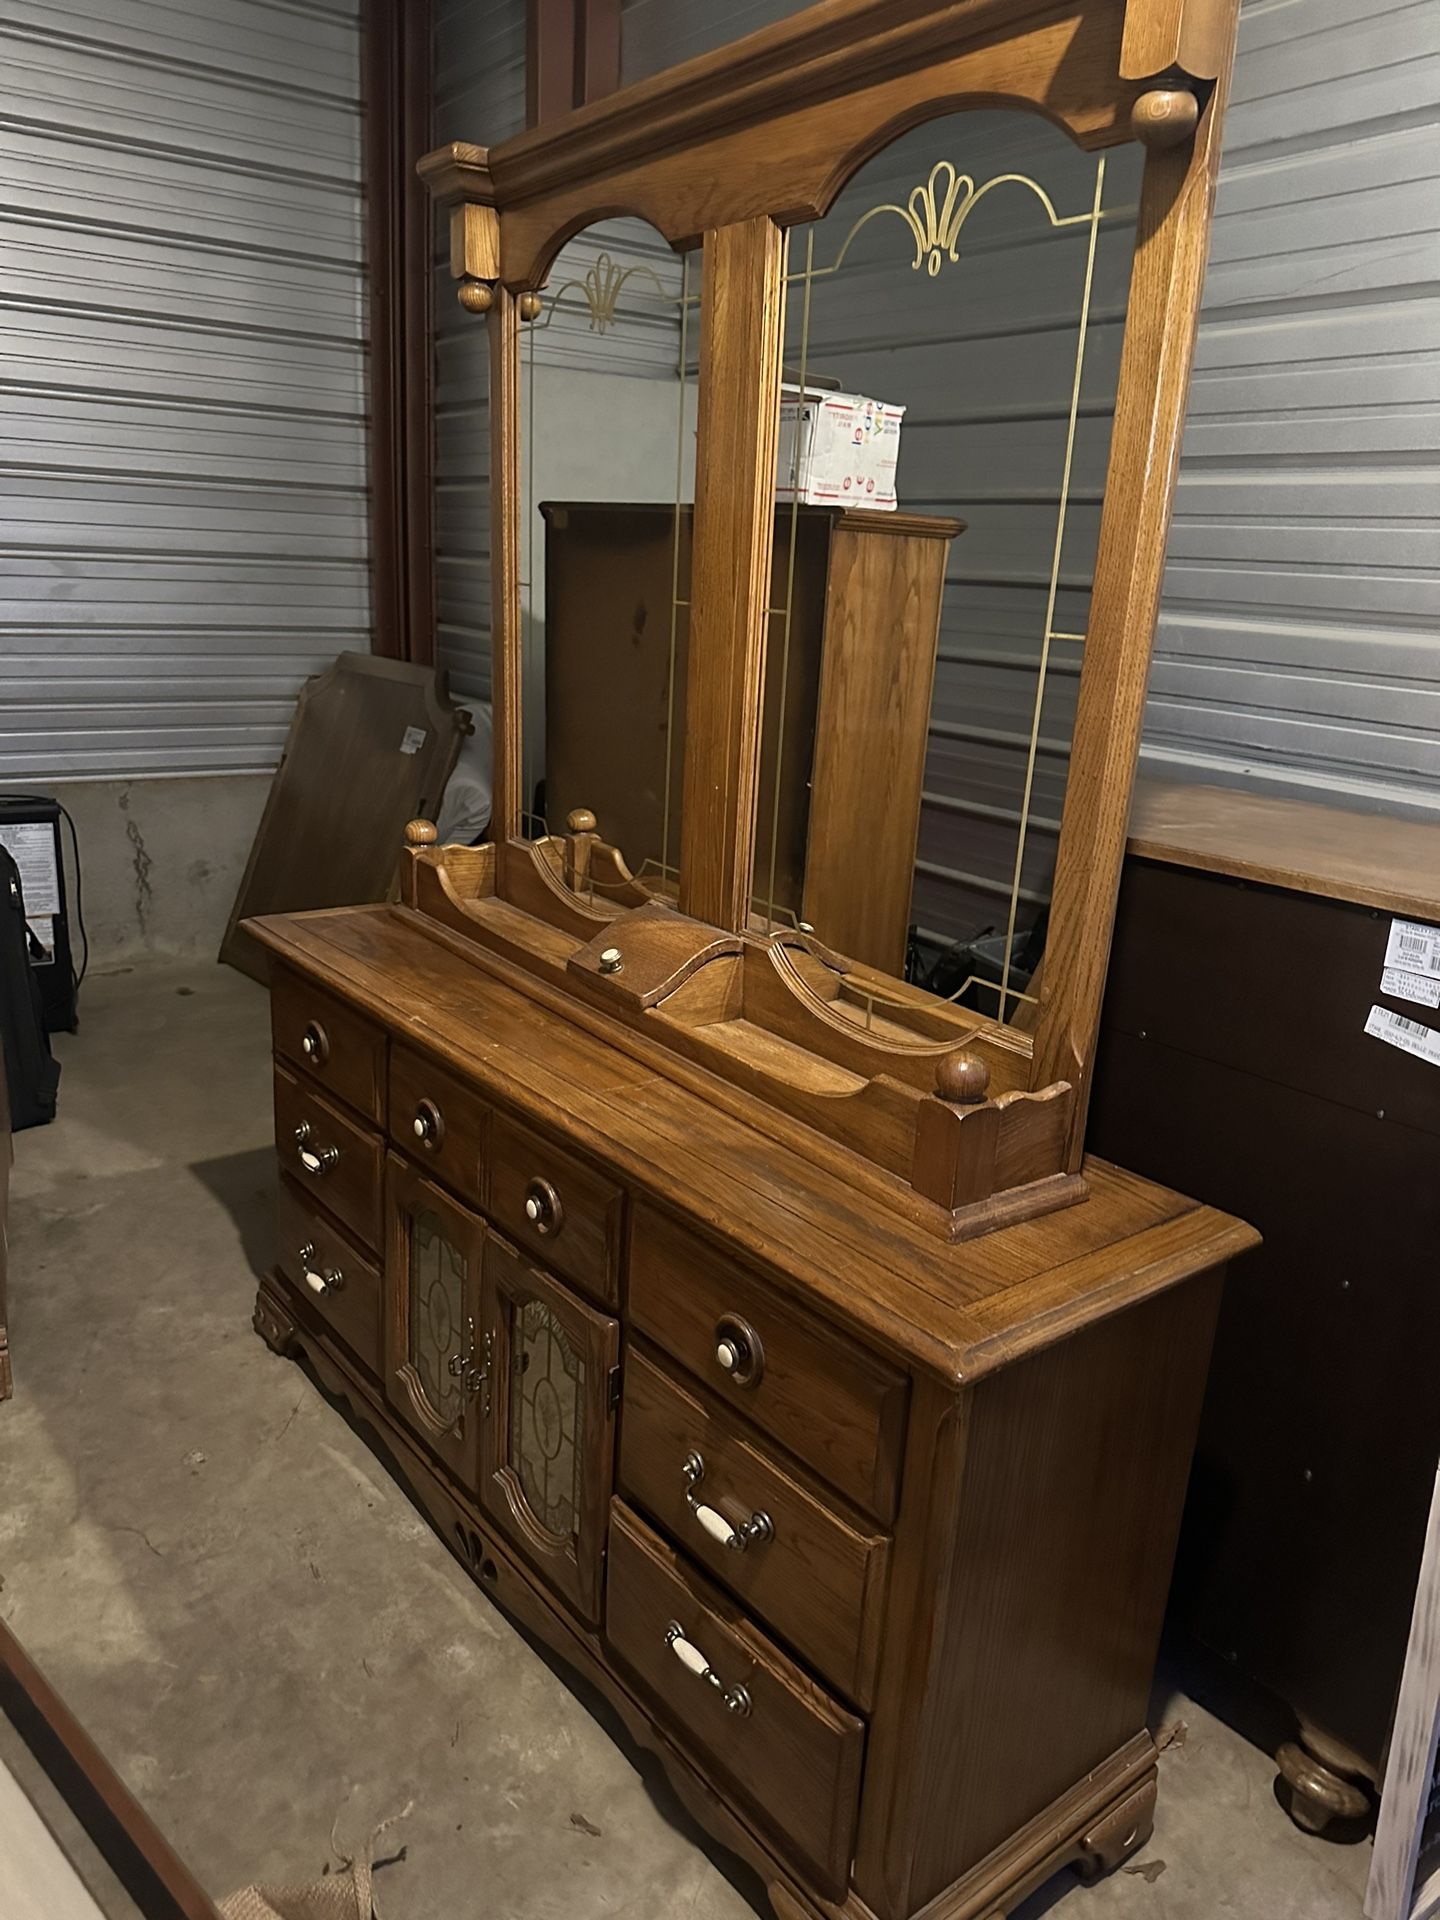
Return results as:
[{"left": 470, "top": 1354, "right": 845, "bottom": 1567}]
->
[
  {"left": 759, "top": 110, "right": 1141, "bottom": 1028},
  {"left": 519, "top": 217, "right": 700, "bottom": 902}
]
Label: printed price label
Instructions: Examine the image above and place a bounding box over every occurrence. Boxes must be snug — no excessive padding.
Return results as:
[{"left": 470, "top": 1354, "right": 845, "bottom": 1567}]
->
[
  {"left": 1365, "top": 1004, "right": 1440, "bottom": 1069},
  {"left": 1381, "top": 966, "right": 1440, "bottom": 1009},
  {"left": 399, "top": 725, "right": 427, "bottom": 755},
  {"left": 1384, "top": 918, "right": 1440, "bottom": 977}
]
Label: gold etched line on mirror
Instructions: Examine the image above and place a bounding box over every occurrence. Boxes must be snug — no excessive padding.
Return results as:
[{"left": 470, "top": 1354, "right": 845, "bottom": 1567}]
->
[
  {"left": 997, "top": 153, "right": 1106, "bottom": 1025},
  {"left": 661, "top": 249, "right": 694, "bottom": 885},
  {"left": 764, "top": 224, "right": 815, "bottom": 938},
  {"left": 1046, "top": 630, "right": 1087, "bottom": 644}
]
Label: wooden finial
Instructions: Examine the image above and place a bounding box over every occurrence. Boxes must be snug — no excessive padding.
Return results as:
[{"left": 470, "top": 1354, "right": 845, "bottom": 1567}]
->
[
  {"left": 566, "top": 807, "right": 597, "bottom": 835},
  {"left": 934, "top": 1051, "right": 990, "bottom": 1106},
  {"left": 518, "top": 291, "right": 543, "bottom": 321},
  {"left": 1131, "top": 87, "right": 1199, "bottom": 149},
  {"left": 458, "top": 280, "right": 493, "bottom": 314},
  {"left": 405, "top": 819, "right": 439, "bottom": 848}
]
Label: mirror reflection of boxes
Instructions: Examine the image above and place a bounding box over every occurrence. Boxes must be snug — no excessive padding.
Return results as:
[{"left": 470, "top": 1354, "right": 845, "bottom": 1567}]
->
[{"left": 776, "top": 385, "right": 905, "bottom": 510}]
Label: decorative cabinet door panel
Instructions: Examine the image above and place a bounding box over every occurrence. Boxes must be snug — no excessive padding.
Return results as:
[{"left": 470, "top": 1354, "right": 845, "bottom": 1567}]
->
[
  {"left": 385, "top": 1153, "right": 489, "bottom": 1488},
  {"left": 480, "top": 1232, "right": 620, "bottom": 1624}
]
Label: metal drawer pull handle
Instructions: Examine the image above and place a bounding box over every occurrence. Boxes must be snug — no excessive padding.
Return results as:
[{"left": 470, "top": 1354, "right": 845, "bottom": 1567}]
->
[
  {"left": 294, "top": 1122, "right": 339, "bottom": 1175},
  {"left": 664, "top": 1622, "right": 751, "bottom": 1716},
  {"left": 297, "top": 1243, "right": 343, "bottom": 1296},
  {"left": 682, "top": 1451, "right": 772, "bottom": 1552}
]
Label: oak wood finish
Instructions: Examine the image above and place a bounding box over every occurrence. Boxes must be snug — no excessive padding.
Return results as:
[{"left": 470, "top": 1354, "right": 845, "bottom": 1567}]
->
[
  {"left": 276, "top": 1175, "right": 383, "bottom": 1376},
  {"left": 678, "top": 216, "right": 787, "bottom": 931},
  {"left": 607, "top": 1500, "right": 866, "bottom": 1899},
  {"left": 272, "top": 966, "right": 386, "bottom": 1122},
  {"left": 629, "top": 1202, "right": 908, "bottom": 1523},
  {"left": 488, "top": 287, "right": 526, "bottom": 843},
  {"left": 383, "top": 1153, "right": 488, "bottom": 1484},
  {"left": 619, "top": 1342, "right": 891, "bottom": 1707},
  {"left": 389, "top": 1041, "right": 492, "bottom": 1208},
  {"left": 272, "top": 1063, "right": 384, "bottom": 1252},
  {"left": 487, "top": 1113, "right": 625, "bottom": 1308},
  {"left": 480, "top": 1232, "right": 620, "bottom": 1622}
]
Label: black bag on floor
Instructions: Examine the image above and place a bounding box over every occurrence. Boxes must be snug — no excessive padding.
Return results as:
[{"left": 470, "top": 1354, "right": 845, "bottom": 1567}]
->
[{"left": 0, "top": 846, "right": 59, "bottom": 1129}]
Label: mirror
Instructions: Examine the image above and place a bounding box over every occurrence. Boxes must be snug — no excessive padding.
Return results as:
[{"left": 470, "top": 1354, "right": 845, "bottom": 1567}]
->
[
  {"left": 759, "top": 109, "right": 1142, "bottom": 1028},
  {"left": 518, "top": 216, "right": 700, "bottom": 905}
]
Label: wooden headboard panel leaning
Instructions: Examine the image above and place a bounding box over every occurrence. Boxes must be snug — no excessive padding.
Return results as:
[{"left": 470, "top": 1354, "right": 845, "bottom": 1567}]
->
[{"left": 407, "top": 0, "right": 1242, "bottom": 1243}]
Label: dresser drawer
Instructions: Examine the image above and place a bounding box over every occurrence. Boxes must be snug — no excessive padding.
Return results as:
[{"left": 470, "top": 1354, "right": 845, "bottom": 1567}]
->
[
  {"left": 606, "top": 1501, "right": 863, "bottom": 1898},
  {"left": 272, "top": 969, "right": 385, "bottom": 1122},
  {"left": 487, "top": 1116, "right": 623, "bottom": 1308},
  {"left": 389, "top": 1044, "right": 490, "bottom": 1210},
  {"left": 275, "top": 1176, "right": 382, "bottom": 1375},
  {"left": 629, "top": 1207, "right": 906, "bottom": 1522},
  {"left": 619, "top": 1346, "right": 889, "bottom": 1707},
  {"left": 273, "top": 1063, "right": 384, "bottom": 1253}
]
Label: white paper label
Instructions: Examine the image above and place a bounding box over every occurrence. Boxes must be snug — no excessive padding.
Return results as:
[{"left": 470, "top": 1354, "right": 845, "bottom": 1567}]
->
[
  {"left": 399, "top": 725, "right": 426, "bottom": 755},
  {"left": 1381, "top": 966, "right": 1440, "bottom": 1009},
  {"left": 0, "top": 820, "right": 60, "bottom": 916},
  {"left": 1365, "top": 1004, "right": 1440, "bottom": 1069},
  {"left": 1384, "top": 918, "right": 1440, "bottom": 978}
]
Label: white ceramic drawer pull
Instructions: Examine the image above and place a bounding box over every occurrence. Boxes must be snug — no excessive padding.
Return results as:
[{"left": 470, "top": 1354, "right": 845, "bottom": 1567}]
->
[
  {"left": 663, "top": 1621, "right": 751, "bottom": 1716},
  {"left": 682, "top": 1451, "right": 773, "bottom": 1552},
  {"left": 297, "top": 1243, "right": 343, "bottom": 1296},
  {"left": 293, "top": 1121, "right": 339, "bottom": 1176}
]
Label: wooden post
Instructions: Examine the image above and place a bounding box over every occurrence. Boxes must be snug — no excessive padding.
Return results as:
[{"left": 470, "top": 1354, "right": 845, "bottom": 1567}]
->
[
  {"left": 1032, "top": 44, "right": 1237, "bottom": 1169},
  {"left": 488, "top": 286, "right": 525, "bottom": 843},
  {"left": 677, "top": 216, "right": 785, "bottom": 931}
]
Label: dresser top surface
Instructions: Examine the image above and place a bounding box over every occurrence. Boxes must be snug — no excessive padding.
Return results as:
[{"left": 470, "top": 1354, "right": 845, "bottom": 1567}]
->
[{"left": 253, "top": 905, "right": 1255, "bottom": 1385}]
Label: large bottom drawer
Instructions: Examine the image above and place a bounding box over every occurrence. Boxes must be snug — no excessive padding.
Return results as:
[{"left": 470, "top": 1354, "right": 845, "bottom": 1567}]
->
[
  {"left": 605, "top": 1501, "right": 864, "bottom": 1898},
  {"left": 276, "top": 1177, "right": 382, "bottom": 1376}
]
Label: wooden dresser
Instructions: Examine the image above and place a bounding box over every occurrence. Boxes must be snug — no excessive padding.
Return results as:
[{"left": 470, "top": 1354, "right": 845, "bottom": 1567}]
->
[{"left": 252, "top": 901, "right": 1253, "bottom": 1920}]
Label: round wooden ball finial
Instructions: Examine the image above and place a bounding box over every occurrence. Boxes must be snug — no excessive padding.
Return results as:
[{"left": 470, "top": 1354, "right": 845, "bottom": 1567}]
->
[
  {"left": 1131, "top": 86, "right": 1199, "bottom": 149},
  {"left": 405, "top": 818, "right": 439, "bottom": 848},
  {"left": 934, "top": 1051, "right": 990, "bottom": 1106},
  {"left": 458, "top": 279, "right": 494, "bottom": 314},
  {"left": 566, "top": 807, "right": 597, "bottom": 835},
  {"left": 518, "top": 290, "right": 543, "bottom": 322}
]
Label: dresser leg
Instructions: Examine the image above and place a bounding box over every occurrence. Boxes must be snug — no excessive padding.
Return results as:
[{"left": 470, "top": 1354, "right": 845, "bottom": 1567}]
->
[
  {"left": 1073, "top": 1773, "right": 1157, "bottom": 1883},
  {"left": 253, "top": 1277, "right": 298, "bottom": 1357},
  {"left": 1276, "top": 1723, "right": 1371, "bottom": 1834}
]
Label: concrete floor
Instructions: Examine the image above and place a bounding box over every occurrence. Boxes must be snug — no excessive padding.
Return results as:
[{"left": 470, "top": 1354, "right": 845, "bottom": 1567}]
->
[{"left": 0, "top": 962, "right": 1373, "bottom": 1919}]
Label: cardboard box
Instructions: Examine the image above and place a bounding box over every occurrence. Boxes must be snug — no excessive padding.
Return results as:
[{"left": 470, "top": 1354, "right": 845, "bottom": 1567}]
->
[{"left": 776, "top": 385, "right": 905, "bottom": 511}]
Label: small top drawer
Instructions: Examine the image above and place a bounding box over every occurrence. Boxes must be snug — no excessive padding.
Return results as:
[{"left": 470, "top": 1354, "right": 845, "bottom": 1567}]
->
[
  {"left": 629, "top": 1206, "right": 907, "bottom": 1523},
  {"left": 487, "top": 1116, "right": 623, "bottom": 1308},
  {"left": 619, "top": 1345, "right": 889, "bottom": 1707},
  {"left": 389, "top": 1044, "right": 490, "bottom": 1211},
  {"left": 272, "top": 969, "right": 385, "bottom": 1122},
  {"left": 273, "top": 1063, "right": 384, "bottom": 1253}
]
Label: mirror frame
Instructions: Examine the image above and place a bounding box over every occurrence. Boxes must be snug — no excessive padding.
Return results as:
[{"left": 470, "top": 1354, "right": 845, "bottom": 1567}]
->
[{"left": 417, "top": 0, "right": 1240, "bottom": 1192}]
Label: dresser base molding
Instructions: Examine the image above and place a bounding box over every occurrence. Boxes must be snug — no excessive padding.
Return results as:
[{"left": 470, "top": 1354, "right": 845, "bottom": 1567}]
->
[{"left": 255, "top": 1272, "right": 1166, "bottom": 1920}]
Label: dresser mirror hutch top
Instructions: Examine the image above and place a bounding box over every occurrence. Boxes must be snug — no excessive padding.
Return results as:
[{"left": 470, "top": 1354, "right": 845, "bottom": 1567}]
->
[{"left": 248, "top": 4, "right": 1257, "bottom": 1917}]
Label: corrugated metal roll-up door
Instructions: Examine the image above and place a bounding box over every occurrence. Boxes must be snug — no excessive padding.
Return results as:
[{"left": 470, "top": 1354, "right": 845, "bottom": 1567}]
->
[
  {"left": 1147, "top": 0, "right": 1440, "bottom": 817},
  {"left": 431, "top": 0, "right": 526, "bottom": 706},
  {"left": 0, "top": 0, "right": 370, "bottom": 781}
]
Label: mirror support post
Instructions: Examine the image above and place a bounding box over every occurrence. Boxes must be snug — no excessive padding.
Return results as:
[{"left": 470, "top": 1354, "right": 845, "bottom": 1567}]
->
[
  {"left": 488, "top": 284, "right": 525, "bottom": 845},
  {"left": 677, "top": 217, "right": 785, "bottom": 933}
]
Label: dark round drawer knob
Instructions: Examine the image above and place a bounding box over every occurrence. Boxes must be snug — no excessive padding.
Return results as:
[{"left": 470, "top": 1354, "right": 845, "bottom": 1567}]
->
[
  {"left": 713, "top": 1313, "right": 763, "bottom": 1388},
  {"left": 523, "top": 1176, "right": 563, "bottom": 1236},
  {"left": 300, "top": 1021, "right": 329, "bottom": 1066}
]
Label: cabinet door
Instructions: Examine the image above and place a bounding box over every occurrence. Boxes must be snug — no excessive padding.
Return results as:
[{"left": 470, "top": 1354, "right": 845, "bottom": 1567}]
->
[
  {"left": 385, "top": 1153, "right": 488, "bottom": 1488},
  {"left": 480, "top": 1232, "right": 619, "bottom": 1623}
]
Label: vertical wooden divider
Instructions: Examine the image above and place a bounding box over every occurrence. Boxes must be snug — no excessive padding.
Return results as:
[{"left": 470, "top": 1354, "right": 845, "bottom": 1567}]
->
[
  {"left": 677, "top": 217, "right": 785, "bottom": 932},
  {"left": 1032, "top": 62, "right": 1234, "bottom": 1168},
  {"left": 489, "top": 285, "right": 525, "bottom": 844}
]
